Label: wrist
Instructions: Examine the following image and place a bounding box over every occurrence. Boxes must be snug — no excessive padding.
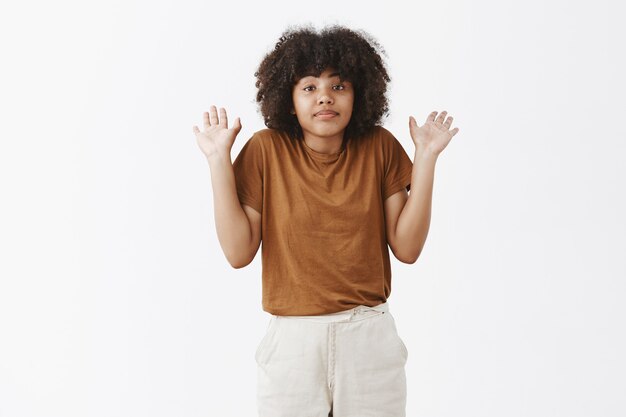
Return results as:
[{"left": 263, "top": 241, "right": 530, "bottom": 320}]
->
[
  {"left": 414, "top": 146, "right": 439, "bottom": 161},
  {"left": 206, "top": 151, "right": 231, "bottom": 166}
]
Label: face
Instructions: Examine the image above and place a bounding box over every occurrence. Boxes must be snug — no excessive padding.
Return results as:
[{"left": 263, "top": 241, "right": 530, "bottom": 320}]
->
[{"left": 291, "top": 67, "right": 354, "bottom": 143}]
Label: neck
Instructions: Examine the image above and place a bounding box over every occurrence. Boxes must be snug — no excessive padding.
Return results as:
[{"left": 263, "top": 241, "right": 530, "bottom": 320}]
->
[{"left": 303, "top": 135, "right": 345, "bottom": 155}]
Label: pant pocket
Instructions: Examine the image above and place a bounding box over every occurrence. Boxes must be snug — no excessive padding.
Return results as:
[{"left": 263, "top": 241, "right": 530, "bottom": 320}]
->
[
  {"left": 255, "top": 316, "right": 278, "bottom": 365},
  {"left": 395, "top": 332, "right": 409, "bottom": 362},
  {"left": 385, "top": 313, "right": 409, "bottom": 362}
]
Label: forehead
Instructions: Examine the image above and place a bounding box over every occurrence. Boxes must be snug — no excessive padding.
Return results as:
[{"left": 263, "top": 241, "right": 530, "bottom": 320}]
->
[{"left": 296, "top": 69, "right": 344, "bottom": 83}]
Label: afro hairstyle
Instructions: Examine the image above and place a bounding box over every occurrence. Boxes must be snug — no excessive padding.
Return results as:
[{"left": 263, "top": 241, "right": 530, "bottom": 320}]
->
[{"left": 254, "top": 24, "right": 391, "bottom": 145}]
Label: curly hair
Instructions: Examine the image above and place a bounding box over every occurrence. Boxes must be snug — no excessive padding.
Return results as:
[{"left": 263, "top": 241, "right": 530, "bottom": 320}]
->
[{"left": 254, "top": 24, "right": 391, "bottom": 144}]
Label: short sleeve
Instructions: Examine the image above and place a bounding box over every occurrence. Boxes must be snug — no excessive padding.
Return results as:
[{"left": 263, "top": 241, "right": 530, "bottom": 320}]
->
[
  {"left": 381, "top": 128, "right": 413, "bottom": 200},
  {"left": 232, "top": 134, "right": 264, "bottom": 214}
]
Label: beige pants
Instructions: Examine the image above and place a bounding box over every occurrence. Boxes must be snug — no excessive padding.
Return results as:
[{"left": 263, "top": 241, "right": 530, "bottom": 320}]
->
[{"left": 255, "top": 301, "right": 408, "bottom": 417}]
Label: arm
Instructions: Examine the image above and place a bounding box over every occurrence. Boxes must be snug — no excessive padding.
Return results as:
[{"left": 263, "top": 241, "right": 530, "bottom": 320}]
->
[
  {"left": 384, "top": 150, "right": 437, "bottom": 264},
  {"left": 194, "top": 106, "right": 261, "bottom": 269},
  {"left": 207, "top": 154, "right": 261, "bottom": 268},
  {"left": 385, "top": 110, "right": 460, "bottom": 264}
]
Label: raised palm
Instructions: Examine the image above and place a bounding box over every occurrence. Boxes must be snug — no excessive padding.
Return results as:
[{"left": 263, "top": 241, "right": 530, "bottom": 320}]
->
[
  {"left": 409, "top": 110, "right": 459, "bottom": 156},
  {"left": 193, "top": 105, "right": 242, "bottom": 160}
]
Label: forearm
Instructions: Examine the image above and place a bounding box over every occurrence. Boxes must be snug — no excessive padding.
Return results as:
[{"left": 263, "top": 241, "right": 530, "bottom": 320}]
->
[
  {"left": 206, "top": 154, "right": 255, "bottom": 267},
  {"left": 395, "top": 149, "right": 438, "bottom": 262}
]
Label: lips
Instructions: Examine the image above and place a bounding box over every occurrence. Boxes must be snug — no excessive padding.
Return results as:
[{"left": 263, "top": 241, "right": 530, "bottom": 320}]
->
[{"left": 315, "top": 110, "right": 338, "bottom": 116}]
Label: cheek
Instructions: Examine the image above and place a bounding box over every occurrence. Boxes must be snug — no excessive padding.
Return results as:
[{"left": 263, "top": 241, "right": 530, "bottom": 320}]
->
[
  {"left": 345, "top": 98, "right": 355, "bottom": 114},
  {"left": 292, "top": 97, "right": 307, "bottom": 111}
]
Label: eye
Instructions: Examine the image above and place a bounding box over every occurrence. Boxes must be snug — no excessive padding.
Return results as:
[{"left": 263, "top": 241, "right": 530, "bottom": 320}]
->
[{"left": 301, "top": 84, "right": 346, "bottom": 92}]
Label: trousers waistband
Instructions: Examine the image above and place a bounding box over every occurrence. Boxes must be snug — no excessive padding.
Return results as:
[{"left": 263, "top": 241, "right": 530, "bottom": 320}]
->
[{"left": 276, "top": 301, "right": 389, "bottom": 323}]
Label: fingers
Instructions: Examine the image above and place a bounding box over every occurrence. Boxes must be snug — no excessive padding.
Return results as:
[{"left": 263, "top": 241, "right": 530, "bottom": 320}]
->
[
  {"left": 411, "top": 111, "right": 460, "bottom": 142},
  {"left": 208, "top": 105, "right": 219, "bottom": 126},
  {"left": 429, "top": 110, "right": 456, "bottom": 131},
  {"left": 205, "top": 105, "right": 232, "bottom": 128},
  {"left": 220, "top": 107, "right": 228, "bottom": 128},
  {"left": 233, "top": 117, "right": 242, "bottom": 133}
]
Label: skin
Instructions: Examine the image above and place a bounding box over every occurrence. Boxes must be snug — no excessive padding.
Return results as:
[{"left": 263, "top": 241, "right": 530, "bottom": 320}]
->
[
  {"left": 291, "top": 68, "right": 354, "bottom": 155},
  {"left": 384, "top": 111, "right": 460, "bottom": 263},
  {"left": 193, "top": 107, "right": 258, "bottom": 268}
]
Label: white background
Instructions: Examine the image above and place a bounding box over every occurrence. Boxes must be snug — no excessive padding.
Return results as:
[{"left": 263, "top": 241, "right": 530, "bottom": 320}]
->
[{"left": 1, "top": 0, "right": 625, "bottom": 416}]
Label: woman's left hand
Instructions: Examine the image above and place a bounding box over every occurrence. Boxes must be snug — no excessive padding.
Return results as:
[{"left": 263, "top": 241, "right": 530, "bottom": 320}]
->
[{"left": 409, "top": 110, "right": 460, "bottom": 156}]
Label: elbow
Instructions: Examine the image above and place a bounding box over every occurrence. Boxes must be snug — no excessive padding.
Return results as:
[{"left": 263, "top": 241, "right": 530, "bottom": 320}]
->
[
  {"left": 406, "top": 254, "right": 419, "bottom": 264},
  {"left": 228, "top": 260, "right": 250, "bottom": 269},
  {"left": 391, "top": 234, "right": 423, "bottom": 264},
  {"left": 400, "top": 255, "right": 418, "bottom": 264},
  {"left": 227, "top": 248, "right": 259, "bottom": 269},
  {"left": 225, "top": 251, "right": 253, "bottom": 269},
  {"left": 219, "top": 227, "right": 261, "bottom": 269},
  {"left": 229, "top": 260, "right": 247, "bottom": 269},
  {"left": 396, "top": 249, "right": 420, "bottom": 264},
  {"left": 228, "top": 255, "right": 253, "bottom": 269}
]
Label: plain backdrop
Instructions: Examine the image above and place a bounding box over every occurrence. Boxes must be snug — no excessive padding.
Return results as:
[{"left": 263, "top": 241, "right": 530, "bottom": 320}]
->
[{"left": 1, "top": 0, "right": 625, "bottom": 416}]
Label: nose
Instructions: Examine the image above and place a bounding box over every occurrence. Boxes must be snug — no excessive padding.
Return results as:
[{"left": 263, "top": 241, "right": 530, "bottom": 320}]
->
[
  {"left": 318, "top": 96, "right": 333, "bottom": 104},
  {"left": 317, "top": 87, "right": 334, "bottom": 104}
]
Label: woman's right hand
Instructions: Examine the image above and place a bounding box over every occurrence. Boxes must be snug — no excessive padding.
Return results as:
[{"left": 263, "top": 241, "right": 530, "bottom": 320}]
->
[{"left": 193, "top": 105, "right": 242, "bottom": 160}]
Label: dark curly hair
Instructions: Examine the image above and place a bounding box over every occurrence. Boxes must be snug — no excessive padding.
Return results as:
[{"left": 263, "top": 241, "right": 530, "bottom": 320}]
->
[{"left": 254, "top": 23, "right": 391, "bottom": 145}]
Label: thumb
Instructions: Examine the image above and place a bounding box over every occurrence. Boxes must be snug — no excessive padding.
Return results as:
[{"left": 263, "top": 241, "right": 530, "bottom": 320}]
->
[
  {"left": 409, "top": 116, "right": 419, "bottom": 130},
  {"left": 233, "top": 117, "right": 242, "bottom": 133}
]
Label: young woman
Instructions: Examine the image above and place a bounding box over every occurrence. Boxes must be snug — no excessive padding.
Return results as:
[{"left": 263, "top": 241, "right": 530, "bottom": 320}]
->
[{"left": 193, "top": 24, "right": 459, "bottom": 417}]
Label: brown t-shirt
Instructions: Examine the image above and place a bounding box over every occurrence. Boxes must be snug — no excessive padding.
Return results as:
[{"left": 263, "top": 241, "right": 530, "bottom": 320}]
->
[{"left": 232, "top": 126, "right": 413, "bottom": 315}]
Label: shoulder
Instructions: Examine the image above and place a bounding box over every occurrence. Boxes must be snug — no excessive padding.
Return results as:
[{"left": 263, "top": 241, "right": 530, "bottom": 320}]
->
[
  {"left": 363, "top": 126, "right": 401, "bottom": 155},
  {"left": 248, "top": 128, "right": 291, "bottom": 148},
  {"left": 252, "top": 127, "right": 277, "bottom": 139},
  {"left": 237, "top": 128, "right": 280, "bottom": 156},
  {"left": 361, "top": 125, "right": 395, "bottom": 145},
  {"left": 376, "top": 125, "right": 398, "bottom": 143}
]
